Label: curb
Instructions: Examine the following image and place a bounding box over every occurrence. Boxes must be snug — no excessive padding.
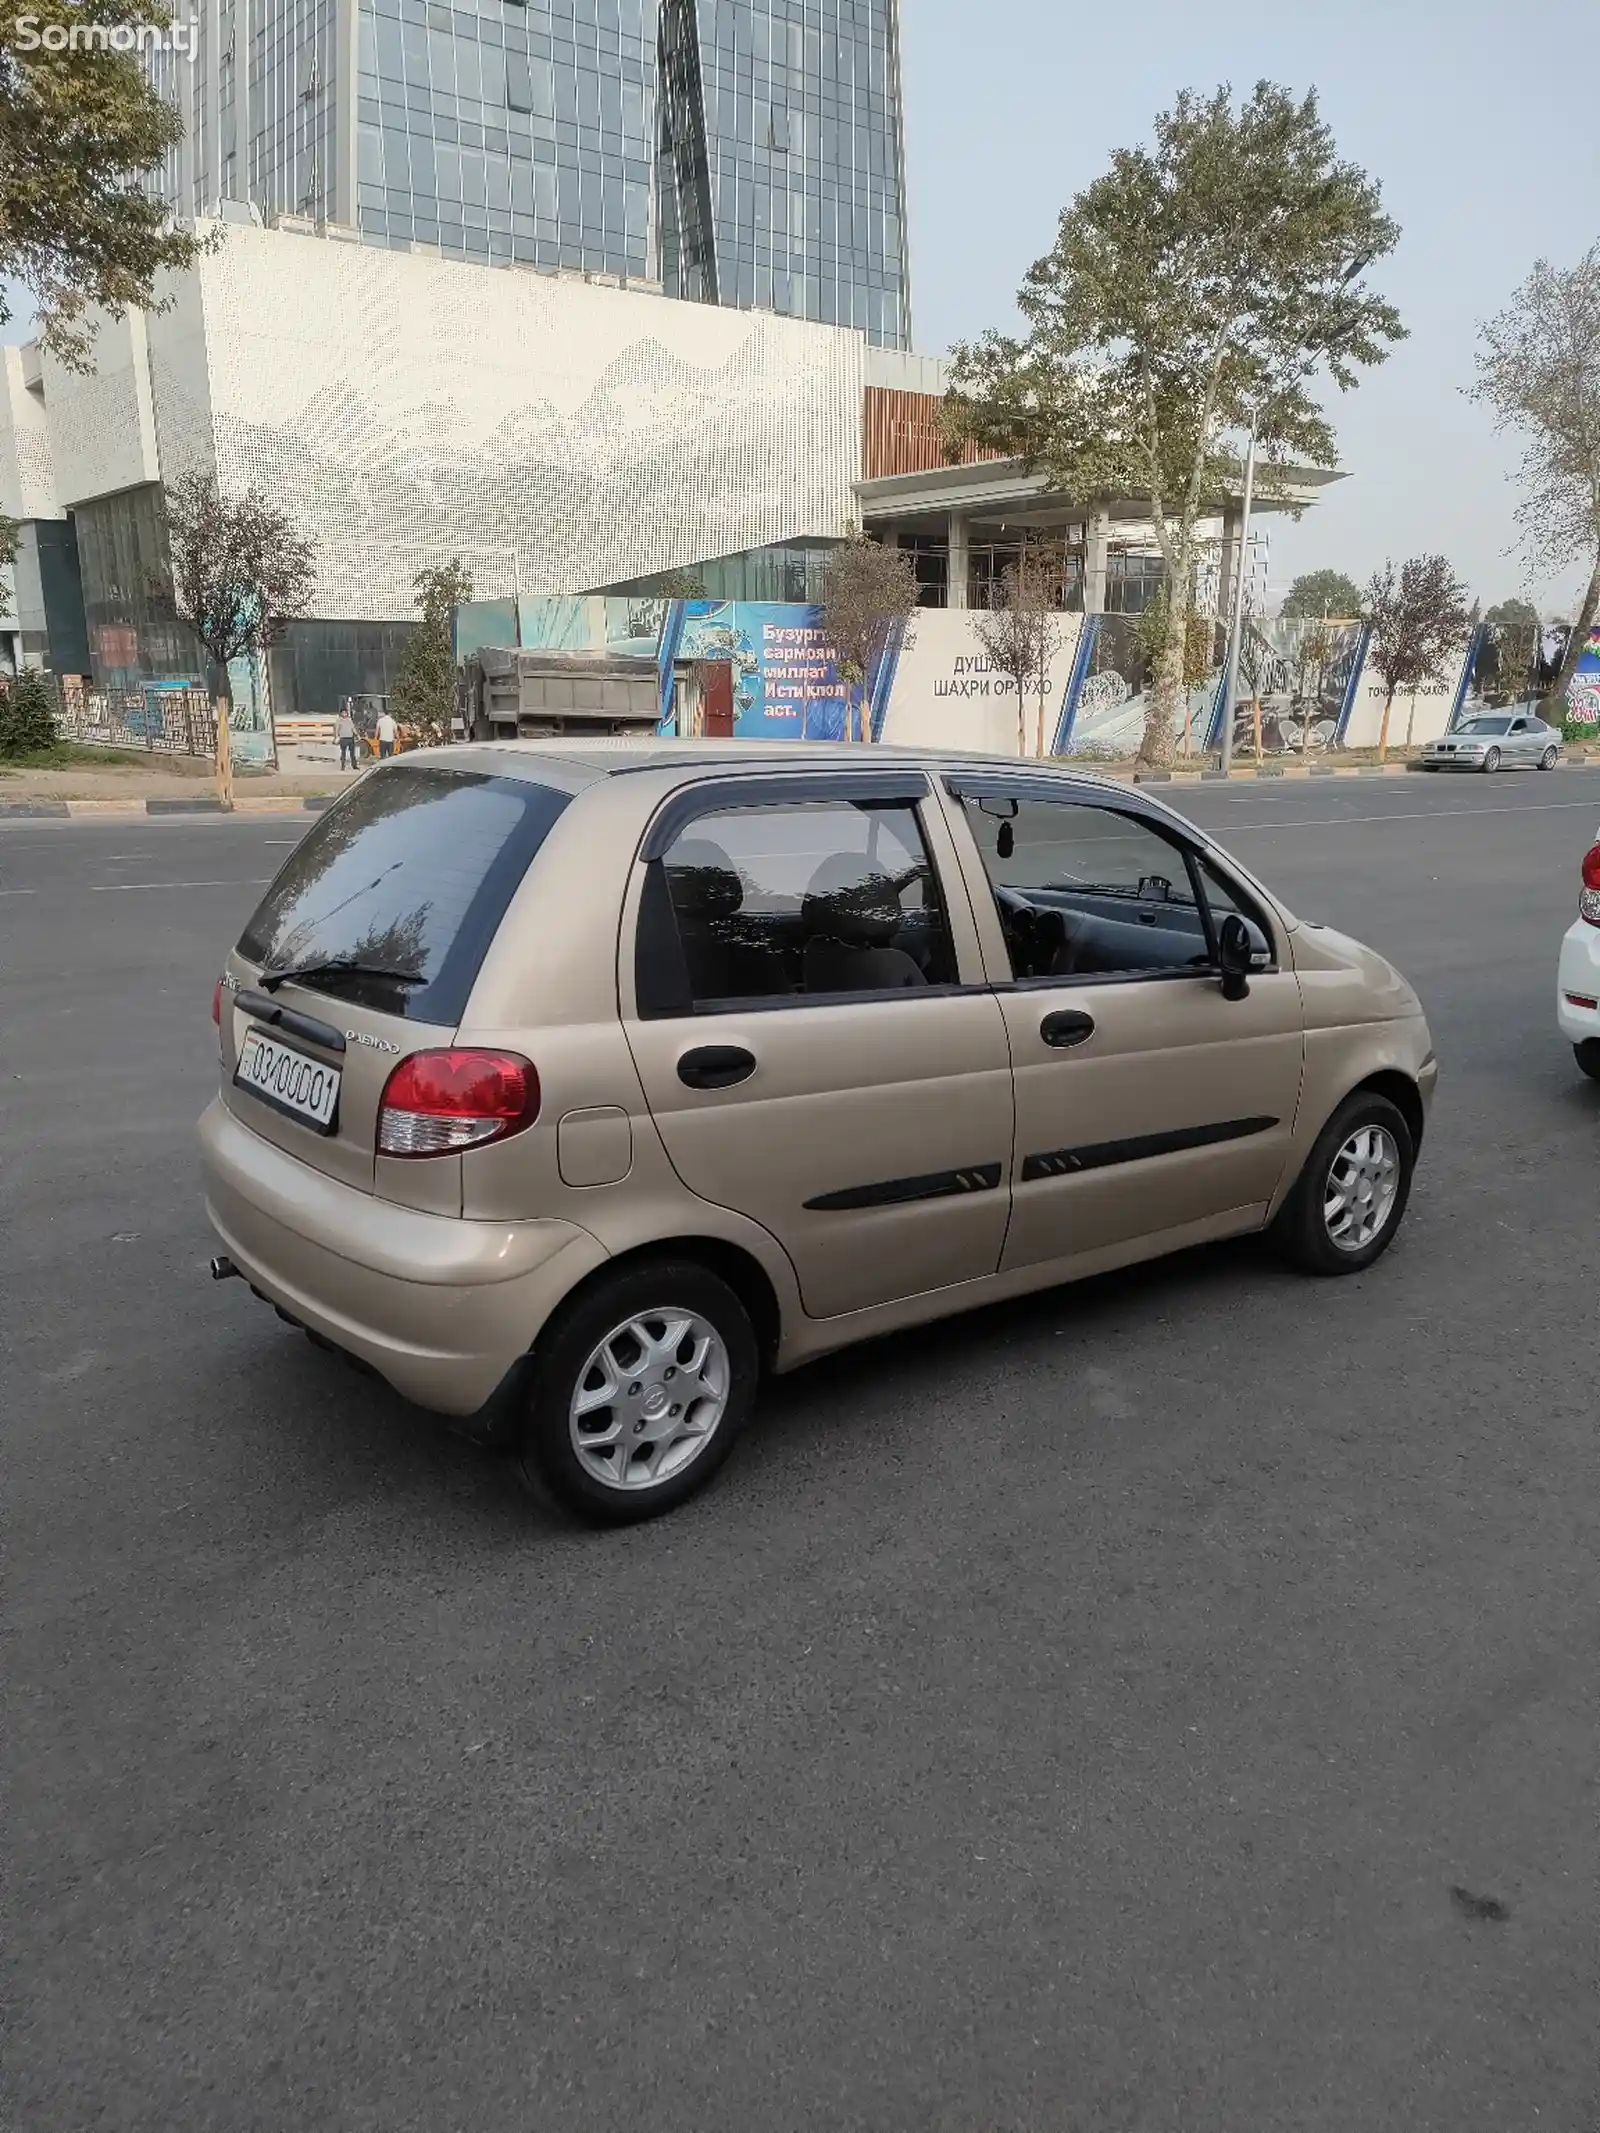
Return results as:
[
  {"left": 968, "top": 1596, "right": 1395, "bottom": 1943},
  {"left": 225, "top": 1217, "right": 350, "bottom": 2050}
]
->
[
  {"left": 1134, "top": 754, "right": 1599, "bottom": 787},
  {"left": 26, "top": 795, "right": 344, "bottom": 819}
]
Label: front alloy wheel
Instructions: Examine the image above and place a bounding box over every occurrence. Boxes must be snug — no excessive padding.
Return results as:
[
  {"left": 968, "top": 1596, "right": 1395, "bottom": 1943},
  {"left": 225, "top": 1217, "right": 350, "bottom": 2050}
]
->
[
  {"left": 1272, "top": 1090, "right": 1416, "bottom": 1276},
  {"left": 1482, "top": 746, "right": 1502, "bottom": 773},
  {"left": 1323, "top": 1123, "right": 1401, "bottom": 1251}
]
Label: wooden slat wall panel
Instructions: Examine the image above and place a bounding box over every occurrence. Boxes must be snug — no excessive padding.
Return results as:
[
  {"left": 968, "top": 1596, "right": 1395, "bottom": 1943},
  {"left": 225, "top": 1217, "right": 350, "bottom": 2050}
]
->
[{"left": 861, "top": 387, "right": 1006, "bottom": 479}]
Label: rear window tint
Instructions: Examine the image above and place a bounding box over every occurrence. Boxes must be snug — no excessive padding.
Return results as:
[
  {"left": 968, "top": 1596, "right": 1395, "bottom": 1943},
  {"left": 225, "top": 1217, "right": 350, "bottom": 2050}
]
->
[{"left": 237, "top": 767, "right": 568, "bottom": 1023}]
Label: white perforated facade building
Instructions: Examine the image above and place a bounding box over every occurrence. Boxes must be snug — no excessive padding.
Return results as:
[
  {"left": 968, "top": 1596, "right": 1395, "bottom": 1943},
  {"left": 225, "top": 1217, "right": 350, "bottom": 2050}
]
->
[{"left": 1, "top": 217, "right": 865, "bottom": 699}]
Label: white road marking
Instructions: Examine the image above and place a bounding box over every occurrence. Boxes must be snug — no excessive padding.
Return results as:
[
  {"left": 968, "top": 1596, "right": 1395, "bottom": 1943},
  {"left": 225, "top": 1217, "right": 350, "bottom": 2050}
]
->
[
  {"left": 0, "top": 886, "right": 38, "bottom": 895},
  {"left": 89, "top": 878, "right": 271, "bottom": 891},
  {"left": 1221, "top": 800, "right": 1600, "bottom": 831}
]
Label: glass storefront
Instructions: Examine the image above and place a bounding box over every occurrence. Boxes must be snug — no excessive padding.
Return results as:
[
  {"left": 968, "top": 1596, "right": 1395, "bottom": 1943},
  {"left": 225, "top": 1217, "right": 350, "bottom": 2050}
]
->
[
  {"left": 71, "top": 486, "right": 208, "bottom": 689},
  {"left": 268, "top": 618, "right": 418, "bottom": 717},
  {"left": 597, "top": 537, "right": 839, "bottom": 604}
]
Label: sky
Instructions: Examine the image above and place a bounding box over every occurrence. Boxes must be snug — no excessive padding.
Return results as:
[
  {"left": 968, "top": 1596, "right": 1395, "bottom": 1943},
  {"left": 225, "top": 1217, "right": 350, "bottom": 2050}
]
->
[
  {"left": 5, "top": 0, "right": 1597, "bottom": 614},
  {"left": 900, "top": 0, "right": 1600, "bottom": 615}
]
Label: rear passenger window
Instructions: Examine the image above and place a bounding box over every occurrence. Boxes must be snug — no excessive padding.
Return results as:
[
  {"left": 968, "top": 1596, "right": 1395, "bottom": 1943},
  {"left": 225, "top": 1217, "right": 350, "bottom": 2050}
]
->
[
  {"left": 237, "top": 766, "right": 568, "bottom": 1022},
  {"left": 961, "top": 794, "right": 1211, "bottom": 981},
  {"left": 653, "top": 801, "right": 957, "bottom": 1007}
]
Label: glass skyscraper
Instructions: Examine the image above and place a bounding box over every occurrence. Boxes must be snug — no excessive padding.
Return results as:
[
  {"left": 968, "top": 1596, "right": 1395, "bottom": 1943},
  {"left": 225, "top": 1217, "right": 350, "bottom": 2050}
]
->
[{"left": 145, "top": 0, "right": 910, "bottom": 349}]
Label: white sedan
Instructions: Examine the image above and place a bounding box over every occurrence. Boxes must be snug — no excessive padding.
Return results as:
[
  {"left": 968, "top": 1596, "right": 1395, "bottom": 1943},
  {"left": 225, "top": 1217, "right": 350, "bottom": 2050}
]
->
[{"left": 1558, "top": 827, "right": 1600, "bottom": 1082}]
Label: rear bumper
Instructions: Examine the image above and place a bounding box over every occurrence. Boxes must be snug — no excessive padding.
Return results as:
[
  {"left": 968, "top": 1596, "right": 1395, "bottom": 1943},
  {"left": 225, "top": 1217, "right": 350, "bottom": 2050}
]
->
[
  {"left": 1557, "top": 920, "right": 1600, "bottom": 1045},
  {"left": 199, "top": 1098, "right": 609, "bottom": 1415}
]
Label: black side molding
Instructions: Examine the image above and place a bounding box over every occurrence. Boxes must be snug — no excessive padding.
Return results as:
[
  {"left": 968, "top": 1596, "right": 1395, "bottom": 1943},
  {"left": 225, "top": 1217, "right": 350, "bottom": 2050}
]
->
[
  {"left": 1021, "top": 1116, "right": 1277, "bottom": 1182},
  {"left": 806, "top": 1162, "right": 1003, "bottom": 1213}
]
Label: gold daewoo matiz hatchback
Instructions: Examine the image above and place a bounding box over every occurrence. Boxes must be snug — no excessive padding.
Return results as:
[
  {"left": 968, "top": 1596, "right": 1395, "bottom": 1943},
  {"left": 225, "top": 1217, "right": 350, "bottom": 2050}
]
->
[{"left": 201, "top": 742, "right": 1438, "bottom": 1523}]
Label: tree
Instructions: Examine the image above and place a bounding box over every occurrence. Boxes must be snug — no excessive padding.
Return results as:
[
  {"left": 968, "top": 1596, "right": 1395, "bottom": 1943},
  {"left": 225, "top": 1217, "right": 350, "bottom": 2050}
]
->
[
  {"left": 970, "top": 542, "right": 1067, "bottom": 755},
  {"left": 1, "top": 2, "right": 211, "bottom": 368},
  {"left": 1362, "top": 555, "right": 1472, "bottom": 758},
  {"left": 653, "top": 567, "right": 709, "bottom": 599},
  {"left": 819, "top": 528, "right": 920, "bottom": 743},
  {"left": 1, "top": 513, "right": 17, "bottom": 617},
  {"left": 1483, "top": 597, "right": 1540, "bottom": 633},
  {"left": 0, "top": 668, "right": 60, "bottom": 757},
  {"left": 1131, "top": 592, "right": 1213, "bottom": 754},
  {"left": 1294, "top": 618, "right": 1335, "bottom": 750},
  {"left": 1281, "top": 568, "right": 1362, "bottom": 619},
  {"left": 1472, "top": 245, "right": 1600, "bottom": 722},
  {"left": 159, "top": 471, "right": 317, "bottom": 796},
  {"left": 945, "top": 82, "right": 1402, "bottom": 769},
  {"left": 390, "top": 559, "right": 473, "bottom": 746}
]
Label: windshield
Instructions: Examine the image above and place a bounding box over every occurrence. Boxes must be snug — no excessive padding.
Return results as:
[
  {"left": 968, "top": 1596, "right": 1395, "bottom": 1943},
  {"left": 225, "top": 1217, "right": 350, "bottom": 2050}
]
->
[
  {"left": 236, "top": 766, "right": 568, "bottom": 1021},
  {"left": 1454, "top": 717, "right": 1513, "bottom": 736}
]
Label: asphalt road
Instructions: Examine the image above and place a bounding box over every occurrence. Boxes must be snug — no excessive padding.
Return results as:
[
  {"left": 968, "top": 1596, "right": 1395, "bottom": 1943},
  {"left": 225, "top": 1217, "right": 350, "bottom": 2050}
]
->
[{"left": 5, "top": 773, "right": 1599, "bottom": 2133}]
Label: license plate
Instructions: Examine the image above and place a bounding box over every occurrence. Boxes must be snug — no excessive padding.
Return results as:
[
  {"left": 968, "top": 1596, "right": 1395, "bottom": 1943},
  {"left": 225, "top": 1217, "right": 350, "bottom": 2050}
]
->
[{"left": 235, "top": 1025, "right": 341, "bottom": 1133}]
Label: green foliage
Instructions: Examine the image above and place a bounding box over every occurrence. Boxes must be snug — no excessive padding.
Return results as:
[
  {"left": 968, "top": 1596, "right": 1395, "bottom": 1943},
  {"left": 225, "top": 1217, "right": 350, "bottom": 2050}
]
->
[
  {"left": 0, "top": 668, "right": 60, "bottom": 756},
  {"left": 819, "top": 528, "right": 920, "bottom": 738},
  {"left": 161, "top": 472, "right": 318, "bottom": 684},
  {"left": 0, "top": 2, "right": 212, "bottom": 367},
  {"left": 970, "top": 541, "right": 1067, "bottom": 754},
  {"left": 1281, "top": 569, "right": 1362, "bottom": 619},
  {"left": 652, "top": 568, "right": 709, "bottom": 599},
  {"left": 389, "top": 558, "right": 474, "bottom": 746},
  {"left": 1483, "top": 597, "right": 1540, "bottom": 632},
  {"left": 945, "top": 81, "right": 1403, "bottom": 766},
  {"left": 1131, "top": 593, "right": 1212, "bottom": 691},
  {"left": 1362, "top": 554, "right": 1473, "bottom": 752},
  {"left": 0, "top": 513, "right": 17, "bottom": 618}
]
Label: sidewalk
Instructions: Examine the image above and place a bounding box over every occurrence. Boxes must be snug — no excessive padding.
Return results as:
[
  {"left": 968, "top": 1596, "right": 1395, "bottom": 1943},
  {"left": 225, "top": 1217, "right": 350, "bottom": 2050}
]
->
[
  {"left": 0, "top": 758, "right": 364, "bottom": 817},
  {"left": 3, "top": 745, "right": 1595, "bottom": 818}
]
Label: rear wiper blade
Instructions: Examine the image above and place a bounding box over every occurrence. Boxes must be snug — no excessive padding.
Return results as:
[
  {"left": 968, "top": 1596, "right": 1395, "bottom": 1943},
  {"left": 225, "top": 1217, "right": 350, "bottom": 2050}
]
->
[{"left": 259, "top": 956, "right": 425, "bottom": 993}]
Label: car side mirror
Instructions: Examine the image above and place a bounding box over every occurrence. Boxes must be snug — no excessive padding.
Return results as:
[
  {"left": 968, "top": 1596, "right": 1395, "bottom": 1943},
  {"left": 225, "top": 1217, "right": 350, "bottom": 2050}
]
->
[{"left": 1217, "top": 913, "right": 1252, "bottom": 1001}]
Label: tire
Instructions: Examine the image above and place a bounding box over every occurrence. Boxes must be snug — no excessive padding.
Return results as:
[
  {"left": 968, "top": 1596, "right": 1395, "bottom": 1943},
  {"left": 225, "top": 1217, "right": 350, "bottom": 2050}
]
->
[
  {"left": 1541, "top": 745, "right": 1560, "bottom": 770},
  {"left": 1271, "top": 1090, "right": 1416, "bottom": 1276},
  {"left": 516, "top": 1258, "right": 758, "bottom": 1524},
  {"left": 1482, "top": 747, "right": 1501, "bottom": 773},
  {"left": 1576, "top": 1040, "right": 1600, "bottom": 1085}
]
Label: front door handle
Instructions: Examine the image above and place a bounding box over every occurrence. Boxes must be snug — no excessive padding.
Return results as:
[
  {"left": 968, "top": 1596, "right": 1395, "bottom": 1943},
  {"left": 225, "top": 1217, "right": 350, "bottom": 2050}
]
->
[
  {"left": 1040, "top": 1009, "right": 1096, "bottom": 1050},
  {"left": 677, "top": 1044, "right": 757, "bottom": 1090}
]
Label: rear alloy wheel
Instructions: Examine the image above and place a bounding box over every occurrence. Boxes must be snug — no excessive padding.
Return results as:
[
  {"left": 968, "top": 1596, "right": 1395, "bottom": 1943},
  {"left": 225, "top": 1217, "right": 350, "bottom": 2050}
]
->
[
  {"left": 1541, "top": 745, "right": 1560, "bottom": 770},
  {"left": 1482, "top": 746, "right": 1502, "bottom": 773},
  {"left": 1576, "top": 1039, "right": 1600, "bottom": 1085},
  {"left": 517, "top": 1259, "right": 758, "bottom": 1524},
  {"left": 1272, "top": 1090, "right": 1416, "bottom": 1276}
]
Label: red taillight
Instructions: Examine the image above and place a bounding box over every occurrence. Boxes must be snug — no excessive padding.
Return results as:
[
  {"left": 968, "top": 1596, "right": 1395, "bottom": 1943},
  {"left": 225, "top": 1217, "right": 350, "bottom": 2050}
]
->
[
  {"left": 377, "top": 1049, "right": 539, "bottom": 1158},
  {"left": 1581, "top": 844, "right": 1600, "bottom": 926},
  {"left": 212, "top": 978, "right": 223, "bottom": 1026}
]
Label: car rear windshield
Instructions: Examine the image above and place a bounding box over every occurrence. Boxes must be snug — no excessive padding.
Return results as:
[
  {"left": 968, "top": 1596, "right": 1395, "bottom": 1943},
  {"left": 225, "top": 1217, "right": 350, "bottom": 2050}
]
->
[{"left": 236, "top": 766, "right": 568, "bottom": 1023}]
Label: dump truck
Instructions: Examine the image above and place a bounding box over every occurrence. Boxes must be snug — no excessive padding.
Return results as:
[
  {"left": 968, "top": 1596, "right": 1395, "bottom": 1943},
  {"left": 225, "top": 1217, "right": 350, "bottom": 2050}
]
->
[{"left": 461, "top": 647, "right": 662, "bottom": 741}]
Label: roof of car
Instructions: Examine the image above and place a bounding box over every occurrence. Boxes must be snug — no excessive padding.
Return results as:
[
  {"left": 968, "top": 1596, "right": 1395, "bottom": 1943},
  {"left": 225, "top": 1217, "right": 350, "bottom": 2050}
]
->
[{"left": 403, "top": 737, "right": 1135, "bottom": 798}]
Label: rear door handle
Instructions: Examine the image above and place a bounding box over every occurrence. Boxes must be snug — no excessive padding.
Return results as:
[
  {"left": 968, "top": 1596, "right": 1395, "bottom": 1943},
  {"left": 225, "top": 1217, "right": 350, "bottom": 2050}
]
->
[
  {"left": 677, "top": 1045, "right": 757, "bottom": 1089},
  {"left": 1040, "top": 1009, "right": 1096, "bottom": 1049}
]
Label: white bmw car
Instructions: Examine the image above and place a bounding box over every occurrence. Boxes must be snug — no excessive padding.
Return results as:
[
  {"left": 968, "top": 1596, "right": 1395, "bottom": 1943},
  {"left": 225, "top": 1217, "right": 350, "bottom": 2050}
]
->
[{"left": 1558, "top": 827, "right": 1600, "bottom": 1082}]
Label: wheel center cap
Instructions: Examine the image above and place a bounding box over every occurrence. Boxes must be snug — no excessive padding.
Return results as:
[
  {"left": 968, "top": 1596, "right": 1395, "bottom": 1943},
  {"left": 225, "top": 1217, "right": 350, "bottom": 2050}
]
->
[{"left": 640, "top": 1385, "right": 671, "bottom": 1421}]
